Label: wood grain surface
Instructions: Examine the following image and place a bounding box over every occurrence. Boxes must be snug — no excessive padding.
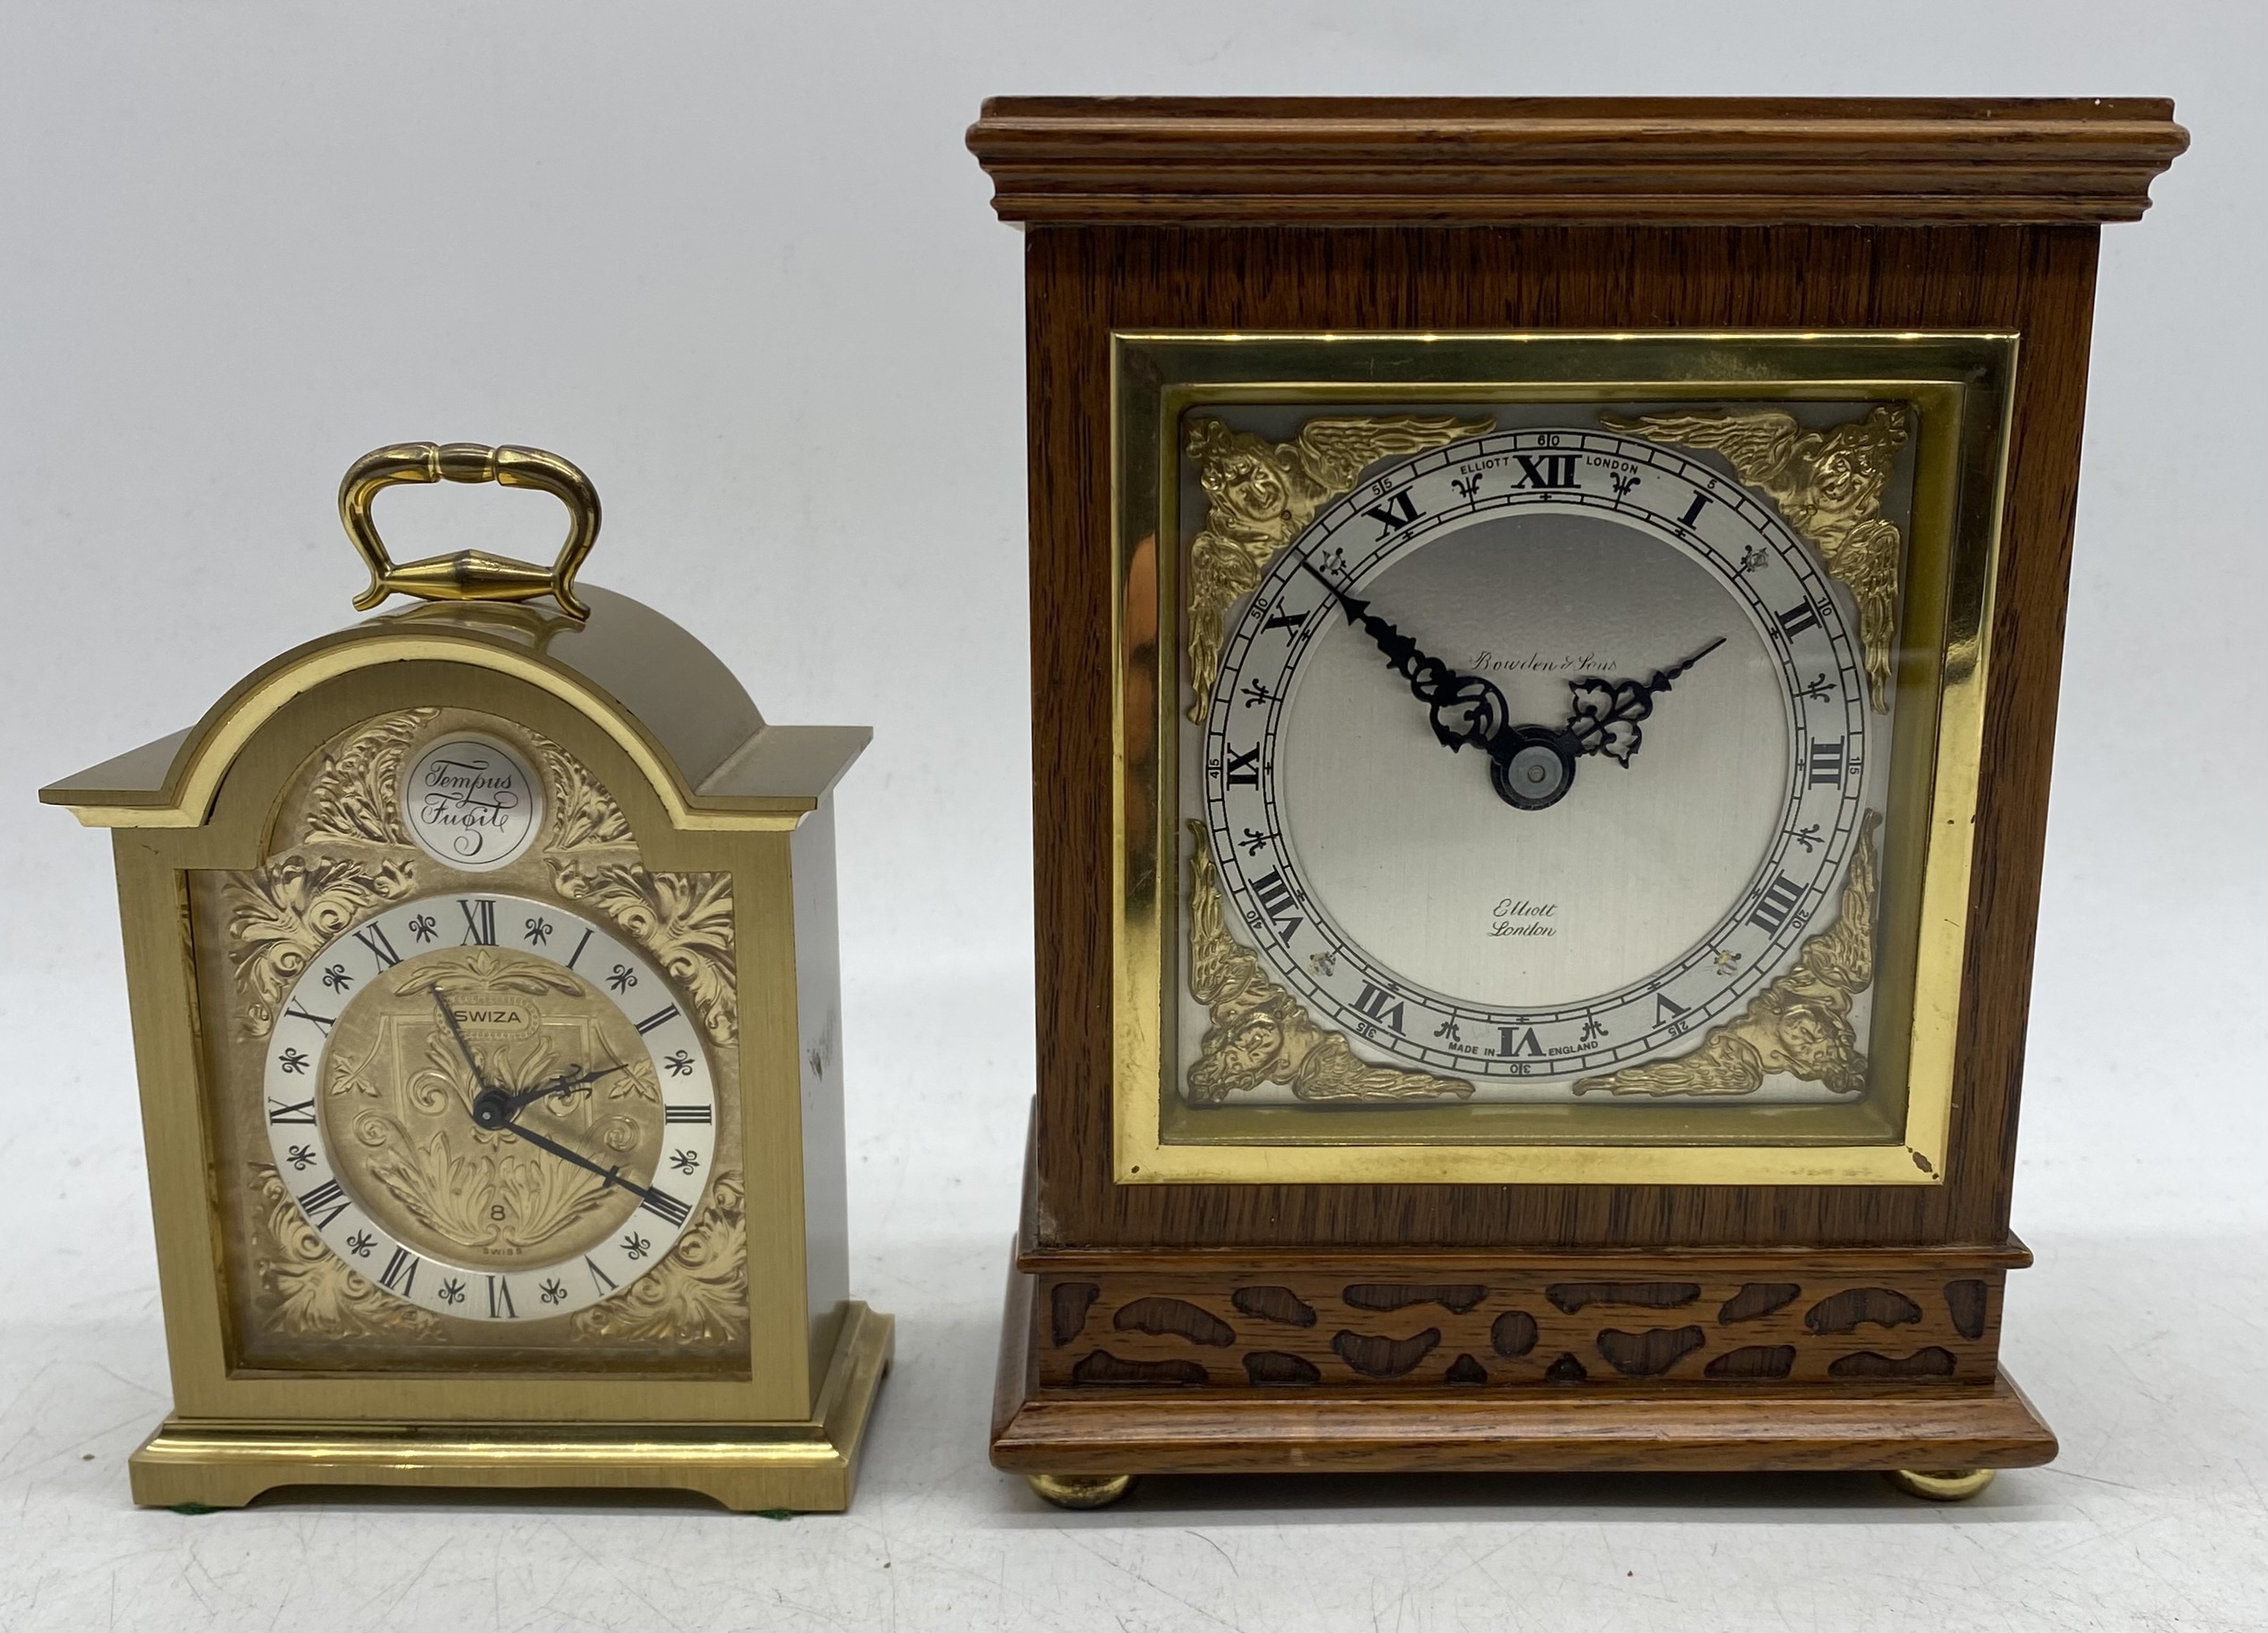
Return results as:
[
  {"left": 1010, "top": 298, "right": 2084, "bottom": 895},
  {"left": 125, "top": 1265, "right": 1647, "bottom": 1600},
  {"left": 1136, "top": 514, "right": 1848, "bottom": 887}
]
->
[
  {"left": 993, "top": 1262, "right": 2057, "bottom": 1475},
  {"left": 1018, "top": 220, "right": 2104, "bottom": 1253},
  {"left": 977, "top": 97, "right": 2182, "bottom": 1477},
  {"left": 970, "top": 96, "right": 2187, "bottom": 224},
  {"left": 1030, "top": 1261, "right": 2010, "bottom": 1388}
]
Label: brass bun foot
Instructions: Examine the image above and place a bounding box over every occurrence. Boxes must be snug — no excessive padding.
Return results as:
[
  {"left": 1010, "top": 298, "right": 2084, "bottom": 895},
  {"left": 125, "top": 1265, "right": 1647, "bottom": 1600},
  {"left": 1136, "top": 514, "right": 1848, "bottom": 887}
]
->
[
  {"left": 1027, "top": 1473, "right": 1136, "bottom": 1510},
  {"left": 1883, "top": 1466, "right": 1996, "bottom": 1502}
]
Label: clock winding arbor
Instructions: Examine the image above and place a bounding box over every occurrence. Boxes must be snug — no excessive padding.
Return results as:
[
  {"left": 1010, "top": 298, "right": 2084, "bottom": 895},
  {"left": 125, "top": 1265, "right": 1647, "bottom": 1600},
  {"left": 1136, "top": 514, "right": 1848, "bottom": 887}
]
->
[
  {"left": 42, "top": 443, "right": 890, "bottom": 1511},
  {"left": 967, "top": 98, "right": 2185, "bottom": 1504}
]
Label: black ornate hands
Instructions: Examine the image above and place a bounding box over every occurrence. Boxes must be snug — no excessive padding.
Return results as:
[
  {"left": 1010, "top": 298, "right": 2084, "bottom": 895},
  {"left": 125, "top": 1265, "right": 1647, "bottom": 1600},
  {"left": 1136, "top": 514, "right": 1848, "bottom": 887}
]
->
[
  {"left": 473, "top": 1107, "right": 670, "bottom": 1210},
  {"left": 429, "top": 984, "right": 495, "bottom": 1090},
  {"left": 1562, "top": 637, "right": 1726, "bottom": 766},
  {"left": 429, "top": 983, "right": 657, "bottom": 1203},
  {"left": 1297, "top": 556, "right": 1723, "bottom": 811},
  {"left": 1298, "top": 559, "right": 1511, "bottom": 754}
]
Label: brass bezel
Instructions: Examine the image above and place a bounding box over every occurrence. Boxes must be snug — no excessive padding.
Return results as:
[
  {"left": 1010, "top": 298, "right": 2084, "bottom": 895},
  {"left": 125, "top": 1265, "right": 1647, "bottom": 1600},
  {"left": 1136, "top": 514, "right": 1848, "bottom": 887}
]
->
[{"left": 1111, "top": 330, "right": 2017, "bottom": 1187}]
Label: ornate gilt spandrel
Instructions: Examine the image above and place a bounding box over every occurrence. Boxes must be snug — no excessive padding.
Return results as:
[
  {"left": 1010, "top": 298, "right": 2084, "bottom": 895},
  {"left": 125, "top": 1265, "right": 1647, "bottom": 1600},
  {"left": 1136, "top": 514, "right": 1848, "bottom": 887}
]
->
[
  {"left": 1601, "top": 406, "right": 1910, "bottom": 712},
  {"left": 243, "top": 1162, "right": 443, "bottom": 1341},
  {"left": 299, "top": 707, "right": 434, "bottom": 845},
  {"left": 571, "top": 1172, "right": 748, "bottom": 1344},
  {"left": 1185, "top": 822, "right": 1469, "bottom": 1104},
  {"left": 221, "top": 855, "right": 416, "bottom": 1036},
  {"left": 550, "top": 860, "right": 737, "bottom": 1047},
  {"left": 1182, "top": 413, "right": 1491, "bottom": 721},
  {"left": 1577, "top": 811, "right": 1882, "bottom": 1100},
  {"left": 194, "top": 705, "right": 749, "bottom": 1368}
]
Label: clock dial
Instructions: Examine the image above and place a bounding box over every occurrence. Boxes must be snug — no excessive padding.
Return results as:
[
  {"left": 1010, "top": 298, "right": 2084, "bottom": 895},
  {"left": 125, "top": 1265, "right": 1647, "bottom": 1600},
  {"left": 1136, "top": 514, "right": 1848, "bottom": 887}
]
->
[
  {"left": 1182, "top": 420, "right": 1894, "bottom": 1106},
  {"left": 262, "top": 893, "right": 717, "bottom": 1320}
]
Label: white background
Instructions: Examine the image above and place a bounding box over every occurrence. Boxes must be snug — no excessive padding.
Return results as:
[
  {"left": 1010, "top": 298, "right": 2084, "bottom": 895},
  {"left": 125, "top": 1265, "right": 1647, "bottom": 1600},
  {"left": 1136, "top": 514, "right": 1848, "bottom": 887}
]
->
[{"left": 2, "top": 3, "right": 2262, "bottom": 1629}]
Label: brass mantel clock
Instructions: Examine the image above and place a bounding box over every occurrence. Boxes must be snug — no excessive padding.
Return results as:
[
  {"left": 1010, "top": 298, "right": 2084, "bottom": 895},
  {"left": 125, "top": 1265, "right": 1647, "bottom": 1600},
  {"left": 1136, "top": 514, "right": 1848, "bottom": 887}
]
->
[
  {"left": 967, "top": 97, "right": 2186, "bottom": 1506},
  {"left": 42, "top": 442, "right": 890, "bottom": 1510}
]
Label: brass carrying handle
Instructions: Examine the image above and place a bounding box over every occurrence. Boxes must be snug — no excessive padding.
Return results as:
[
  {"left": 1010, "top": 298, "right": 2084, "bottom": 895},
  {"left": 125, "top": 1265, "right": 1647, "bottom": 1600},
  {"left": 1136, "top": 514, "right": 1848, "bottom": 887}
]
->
[{"left": 340, "top": 442, "right": 600, "bottom": 622}]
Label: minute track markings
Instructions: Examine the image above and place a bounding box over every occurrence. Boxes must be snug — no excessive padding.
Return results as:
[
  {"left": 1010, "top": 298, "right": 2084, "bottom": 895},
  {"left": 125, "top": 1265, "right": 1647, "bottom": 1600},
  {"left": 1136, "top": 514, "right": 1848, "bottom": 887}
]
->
[
  {"left": 1197, "top": 425, "right": 1873, "bottom": 1089},
  {"left": 263, "top": 890, "right": 719, "bottom": 1322}
]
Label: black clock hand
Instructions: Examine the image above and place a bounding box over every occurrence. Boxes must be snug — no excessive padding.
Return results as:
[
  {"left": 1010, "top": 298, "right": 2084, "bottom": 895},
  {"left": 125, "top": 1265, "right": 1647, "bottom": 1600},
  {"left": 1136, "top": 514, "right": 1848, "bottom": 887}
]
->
[
  {"left": 495, "top": 1060, "right": 635, "bottom": 1116},
  {"left": 1296, "top": 556, "right": 1511, "bottom": 753},
  {"left": 428, "top": 984, "right": 498, "bottom": 1093},
  {"left": 1562, "top": 636, "right": 1726, "bottom": 766},
  {"left": 479, "top": 1107, "right": 666, "bottom": 1206}
]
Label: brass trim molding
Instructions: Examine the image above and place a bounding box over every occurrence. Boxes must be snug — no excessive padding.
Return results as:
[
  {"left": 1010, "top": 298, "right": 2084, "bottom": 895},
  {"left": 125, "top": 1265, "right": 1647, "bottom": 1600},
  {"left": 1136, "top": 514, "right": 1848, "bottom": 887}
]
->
[
  {"left": 1109, "top": 329, "right": 2017, "bottom": 1187},
  {"left": 126, "top": 1303, "right": 894, "bottom": 1513}
]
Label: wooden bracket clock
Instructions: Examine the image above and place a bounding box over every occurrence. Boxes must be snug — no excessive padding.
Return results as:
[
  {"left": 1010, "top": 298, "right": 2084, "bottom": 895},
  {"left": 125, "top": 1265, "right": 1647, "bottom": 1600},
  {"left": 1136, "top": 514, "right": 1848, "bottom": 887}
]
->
[
  {"left": 967, "top": 97, "right": 2185, "bottom": 1507},
  {"left": 42, "top": 442, "right": 891, "bottom": 1511}
]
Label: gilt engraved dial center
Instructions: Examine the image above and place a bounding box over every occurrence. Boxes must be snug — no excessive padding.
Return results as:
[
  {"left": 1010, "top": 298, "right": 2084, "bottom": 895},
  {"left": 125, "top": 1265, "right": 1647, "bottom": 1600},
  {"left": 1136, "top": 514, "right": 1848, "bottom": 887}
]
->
[{"left": 262, "top": 890, "right": 718, "bottom": 1322}]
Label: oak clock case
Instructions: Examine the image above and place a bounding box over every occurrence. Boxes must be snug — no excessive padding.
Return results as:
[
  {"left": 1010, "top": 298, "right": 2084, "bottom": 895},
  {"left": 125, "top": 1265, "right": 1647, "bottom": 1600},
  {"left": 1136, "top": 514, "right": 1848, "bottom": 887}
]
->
[
  {"left": 42, "top": 442, "right": 891, "bottom": 1511},
  {"left": 967, "top": 94, "right": 2187, "bottom": 1511}
]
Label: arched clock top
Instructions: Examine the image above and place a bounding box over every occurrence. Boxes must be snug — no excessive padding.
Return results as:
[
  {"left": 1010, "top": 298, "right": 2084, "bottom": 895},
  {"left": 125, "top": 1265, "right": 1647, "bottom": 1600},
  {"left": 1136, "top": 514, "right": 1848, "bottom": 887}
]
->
[{"left": 40, "top": 585, "right": 869, "bottom": 833}]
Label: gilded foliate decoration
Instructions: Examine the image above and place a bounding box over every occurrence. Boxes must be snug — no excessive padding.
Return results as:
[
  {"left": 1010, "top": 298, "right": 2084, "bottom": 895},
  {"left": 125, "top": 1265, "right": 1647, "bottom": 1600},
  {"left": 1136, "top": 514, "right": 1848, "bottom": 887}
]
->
[
  {"left": 1183, "top": 413, "right": 1493, "bottom": 721},
  {"left": 570, "top": 1171, "right": 748, "bottom": 1344},
  {"left": 221, "top": 854, "right": 416, "bottom": 1036},
  {"left": 245, "top": 1162, "right": 443, "bottom": 1341},
  {"left": 1577, "top": 811, "right": 1882, "bottom": 1099},
  {"left": 551, "top": 860, "right": 737, "bottom": 1046},
  {"left": 1602, "top": 405, "right": 1910, "bottom": 712},
  {"left": 1185, "top": 821, "right": 1470, "bottom": 1104},
  {"left": 295, "top": 709, "right": 636, "bottom": 856},
  {"left": 298, "top": 708, "right": 436, "bottom": 846},
  {"left": 535, "top": 730, "right": 635, "bottom": 851}
]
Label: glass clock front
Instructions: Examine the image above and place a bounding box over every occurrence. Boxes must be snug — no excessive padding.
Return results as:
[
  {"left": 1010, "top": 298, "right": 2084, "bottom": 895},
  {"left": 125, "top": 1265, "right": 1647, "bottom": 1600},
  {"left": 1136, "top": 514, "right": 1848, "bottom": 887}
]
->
[{"left": 1121, "top": 333, "right": 2011, "bottom": 1178}]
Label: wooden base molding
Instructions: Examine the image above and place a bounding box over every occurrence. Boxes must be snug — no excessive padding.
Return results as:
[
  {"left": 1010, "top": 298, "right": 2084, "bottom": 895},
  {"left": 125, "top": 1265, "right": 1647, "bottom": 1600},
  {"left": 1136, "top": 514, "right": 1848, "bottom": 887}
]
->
[
  {"left": 994, "top": 1262, "right": 2052, "bottom": 1478},
  {"left": 130, "top": 1304, "right": 893, "bottom": 1513}
]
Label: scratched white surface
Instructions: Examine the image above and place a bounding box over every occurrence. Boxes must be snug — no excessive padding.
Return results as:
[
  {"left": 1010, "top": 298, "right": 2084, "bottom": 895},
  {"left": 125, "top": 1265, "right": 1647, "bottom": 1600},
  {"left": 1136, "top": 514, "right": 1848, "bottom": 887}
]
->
[{"left": 5, "top": 2, "right": 2266, "bottom": 1628}]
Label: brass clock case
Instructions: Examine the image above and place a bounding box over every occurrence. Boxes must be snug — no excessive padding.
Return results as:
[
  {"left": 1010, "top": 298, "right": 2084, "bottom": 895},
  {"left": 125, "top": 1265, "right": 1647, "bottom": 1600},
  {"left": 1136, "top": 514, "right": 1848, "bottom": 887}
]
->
[{"left": 43, "top": 444, "right": 889, "bottom": 1510}]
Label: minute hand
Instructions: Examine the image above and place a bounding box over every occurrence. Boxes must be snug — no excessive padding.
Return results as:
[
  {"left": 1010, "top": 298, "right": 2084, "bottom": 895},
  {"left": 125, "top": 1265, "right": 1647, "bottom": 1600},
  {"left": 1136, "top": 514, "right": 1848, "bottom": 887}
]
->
[
  {"left": 1563, "top": 636, "right": 1726, "bottom": 766},
  {"left": 428, "top": 984, "right": 498, "bottom": 1093},
  {"left": 494, "top": 1112, "right": 665, "bottom": 1206},
  {"left": 1298, "top": 558, "right": 1509, "bottom": 753}
]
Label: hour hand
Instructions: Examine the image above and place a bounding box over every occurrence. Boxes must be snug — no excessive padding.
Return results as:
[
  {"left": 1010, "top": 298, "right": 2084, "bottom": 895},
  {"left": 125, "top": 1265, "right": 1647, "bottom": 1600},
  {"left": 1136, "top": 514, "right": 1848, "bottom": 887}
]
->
[
  {"left": 496, "top": 1060, "right": 633, "bottom": 1116},
  {"left": 1298, "top": 558, "right": 1509, "bottom": 753},
  {"left": 1564, "top": 637, "right": 1724, "bottom": 765}
]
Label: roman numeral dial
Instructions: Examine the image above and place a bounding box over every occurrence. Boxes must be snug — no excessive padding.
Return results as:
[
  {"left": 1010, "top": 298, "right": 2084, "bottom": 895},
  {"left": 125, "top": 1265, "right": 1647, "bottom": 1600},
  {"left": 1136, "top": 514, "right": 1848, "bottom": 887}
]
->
[
  {"left": 258, "top": 888, "right": 722, "bottom": 1324},
  {"left": 1192, "top": 420, "right": 1885, "bottom": 1100}
]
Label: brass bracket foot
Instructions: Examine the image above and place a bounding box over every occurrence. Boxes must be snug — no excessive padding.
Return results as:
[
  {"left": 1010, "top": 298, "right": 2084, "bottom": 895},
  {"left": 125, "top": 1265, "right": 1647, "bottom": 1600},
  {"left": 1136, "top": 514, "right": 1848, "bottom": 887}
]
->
[
  {"left": 1884, "top": 1467, "right": 1996, "bottom": 1502},
  {"left": 1027, "top": 1473, "right": 1136, "bottom": 1510}
]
